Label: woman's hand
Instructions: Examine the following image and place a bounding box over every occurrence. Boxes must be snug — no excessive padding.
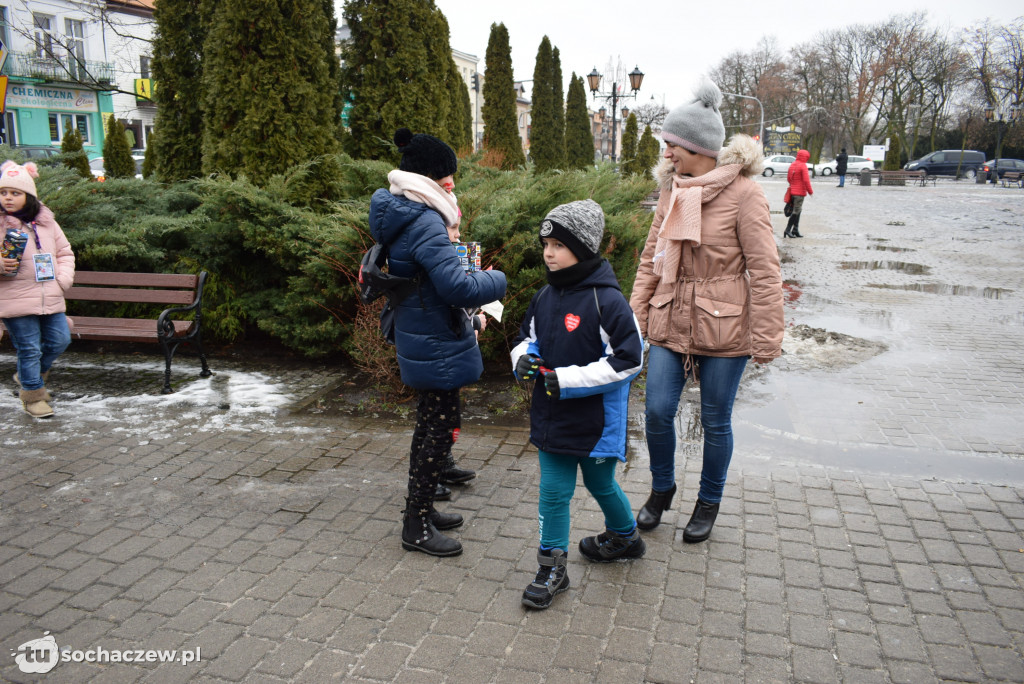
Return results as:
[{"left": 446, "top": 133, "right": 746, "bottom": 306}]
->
[
  {"left": 0, "top": 257, "right": 19, "bottom": 273},
  {"left": 752, "top": 356, "right": 774, "bottom": 365}
]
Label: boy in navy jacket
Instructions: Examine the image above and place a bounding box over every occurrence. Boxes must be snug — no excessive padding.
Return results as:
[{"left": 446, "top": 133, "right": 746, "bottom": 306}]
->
[{"left": 511, "top": 200, "right": 645, "bottom": 610}]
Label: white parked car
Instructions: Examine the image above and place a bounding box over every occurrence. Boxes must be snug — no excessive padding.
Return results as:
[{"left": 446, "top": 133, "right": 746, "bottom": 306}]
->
[
  {"left": 814, "top": 155, "right": 875, "bottom": 176},
  {"left": 762, "top": 155, "right": 815, "bottom": 177},
  {"left": 89, "top": 154, "right": 145, "bottom": 180}
]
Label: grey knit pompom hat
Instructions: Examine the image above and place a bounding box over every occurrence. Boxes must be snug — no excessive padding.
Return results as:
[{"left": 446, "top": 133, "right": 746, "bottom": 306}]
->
[
  {"left": 539, "top": 199, "right": 605, "bottom": 260},
  {"left": 661, "top": 78, "right": 726, "bottom": 159}
]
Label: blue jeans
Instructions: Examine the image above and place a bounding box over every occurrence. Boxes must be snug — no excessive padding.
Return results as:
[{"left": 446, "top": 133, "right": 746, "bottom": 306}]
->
[
  {"left": 1, "top": 313, "right": 71, "bottom": 391},
  {"left": 644, "top": 345, "right": 747, "bottom": 503},
  {"left": 838, "top": 174, "right": 846, "bottom": 187},
  {"left": 537, "top": 449, "right": 635, "bottom": 551}
]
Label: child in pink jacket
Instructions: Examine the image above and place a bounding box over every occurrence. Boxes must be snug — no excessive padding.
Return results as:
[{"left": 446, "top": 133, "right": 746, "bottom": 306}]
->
[{"left": 0, "top": 160, "right": 75, "bottom": 418}]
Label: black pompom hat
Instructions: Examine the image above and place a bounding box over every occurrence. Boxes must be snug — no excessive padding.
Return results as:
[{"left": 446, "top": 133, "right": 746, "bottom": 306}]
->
[{"left": 394, "top": 128, "right": 457, "bottom": 180}]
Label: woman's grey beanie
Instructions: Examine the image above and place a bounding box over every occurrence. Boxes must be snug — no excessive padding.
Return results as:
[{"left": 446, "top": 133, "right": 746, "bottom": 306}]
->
[
  {"left": 661, "top": 78, "right": 726, "bottom": 158},
  {"left": 539, "top": 199, "right": 605, "bottom": 260}
]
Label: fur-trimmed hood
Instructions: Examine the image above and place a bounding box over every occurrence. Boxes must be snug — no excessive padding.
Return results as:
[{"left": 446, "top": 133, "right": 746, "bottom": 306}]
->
[{"left": 656, "top": 134, "right": 765, "bottom": 189}]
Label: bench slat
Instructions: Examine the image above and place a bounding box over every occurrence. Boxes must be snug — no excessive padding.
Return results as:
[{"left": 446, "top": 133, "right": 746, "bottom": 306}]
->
[
  {"left": 66, "top": 286, "right": 195, "bottom": 305},
  {"left": 70, "top": 316, "right": 192, "bottom": 342},
  {"left": 74, "top": 272, "right": 199, "bottom": 288}
]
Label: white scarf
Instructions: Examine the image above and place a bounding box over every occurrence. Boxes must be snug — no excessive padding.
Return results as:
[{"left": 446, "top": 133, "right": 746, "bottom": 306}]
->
[{"left": 388, "top": 170, "right": 459, "bottom": 228}]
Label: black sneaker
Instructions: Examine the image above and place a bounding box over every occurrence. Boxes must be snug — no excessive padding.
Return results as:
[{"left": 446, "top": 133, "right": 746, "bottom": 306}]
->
[
  {"left": 521, "top": 548, "right": 569, "bottom": 610},
  {"left": 578, "top": 527, "right": 646, "bottom": 562}
]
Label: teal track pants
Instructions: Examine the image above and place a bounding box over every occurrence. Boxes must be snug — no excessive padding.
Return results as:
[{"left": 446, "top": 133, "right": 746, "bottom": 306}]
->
[{"left": 537, "top": 449, "right": 635, "bottom": 551}]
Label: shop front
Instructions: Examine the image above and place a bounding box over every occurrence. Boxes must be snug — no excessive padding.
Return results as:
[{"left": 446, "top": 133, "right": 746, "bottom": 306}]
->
[{"left": 2, "top": 80, "right": 112, "bottom": 158}]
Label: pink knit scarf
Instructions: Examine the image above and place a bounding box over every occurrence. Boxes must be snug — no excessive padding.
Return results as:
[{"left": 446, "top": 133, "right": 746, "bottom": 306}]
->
[{"left": 652, "top": 164, "right": 744, "bottom": 284}]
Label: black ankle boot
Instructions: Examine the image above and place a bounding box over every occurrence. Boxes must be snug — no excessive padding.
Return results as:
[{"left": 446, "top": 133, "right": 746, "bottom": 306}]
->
[
  {"left": 440, "top": 449, "right": 476, "bottom": 485},
  {"left": 428, "top": 507, "right": 463, "bottom": 531},
  {"left": 636, "top": 484, "right": 677, "bottom": 530},
  {"left": 682, "top": 498, "right": 720, "bottom": 543},
  {"left": 521, "top": 548, "right": 569, "bottom": 609},
  {"left": 790, "top": 228, "right": 803, "bottom": 238},
  {"left": 402, "top": 500, "right": 462, "bottom": 556},
  {"left": 579, "top": 526, "right": 646, "bottom": 562},
  {"left": 435, "top": 482, "right": 451, "bottom": 501}
]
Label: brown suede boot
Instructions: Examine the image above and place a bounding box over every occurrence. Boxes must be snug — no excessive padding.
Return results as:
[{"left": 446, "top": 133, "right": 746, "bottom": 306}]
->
[{"left": 20, "top": 388, "right": 54, "bottom": 419}]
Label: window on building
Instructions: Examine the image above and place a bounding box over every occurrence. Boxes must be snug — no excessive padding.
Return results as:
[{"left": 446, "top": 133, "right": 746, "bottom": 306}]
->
[
  {"left": 33, "top": 14, "right": 54, "bottom": 59},
  {"left": 0, "top": 7, "right": 10, "bottom": 48},
  {"left": 140, "top": 55, "right": 151, "bottom": 79},
  {"left": 64, "top": 18, "right": 85, "bottom": 79},
  {"left": 48, "top": 113, "right": 90, "bottom": 144}
]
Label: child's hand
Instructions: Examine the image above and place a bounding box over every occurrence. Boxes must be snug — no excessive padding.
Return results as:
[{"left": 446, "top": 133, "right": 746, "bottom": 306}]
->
[
  {"left": 543, "top": 369, "right": 559, "bottom": 398},
  {"left": 515, "top": 354, "right": 544, "bottom": 381}
]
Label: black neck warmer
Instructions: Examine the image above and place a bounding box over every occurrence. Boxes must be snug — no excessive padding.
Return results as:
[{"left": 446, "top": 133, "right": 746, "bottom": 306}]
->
[{"left": 546, "top": 256, "right": 603, "bottom": 289}]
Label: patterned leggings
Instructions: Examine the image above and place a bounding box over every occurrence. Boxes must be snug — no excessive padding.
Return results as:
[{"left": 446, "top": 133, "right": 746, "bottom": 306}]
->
[{"left": 407, "top": 388, "right": 461, "bottom": 514}]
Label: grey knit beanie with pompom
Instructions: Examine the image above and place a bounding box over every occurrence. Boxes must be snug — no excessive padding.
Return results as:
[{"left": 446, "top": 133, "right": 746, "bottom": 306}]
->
[{"left": 660, "top": 78, "right": 726, "bottom": 159}]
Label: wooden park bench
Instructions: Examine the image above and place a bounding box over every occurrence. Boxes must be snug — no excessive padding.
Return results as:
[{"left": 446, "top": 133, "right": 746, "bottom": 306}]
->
[
  {"left": 1001, "top": 171, "right": 1023, "bottom": 188},
  {"left": 875, "top": 169, "right": 932, "bottom": 186},
  {"left": 2, "top": 271, "right": 212, "bottom": 394}
]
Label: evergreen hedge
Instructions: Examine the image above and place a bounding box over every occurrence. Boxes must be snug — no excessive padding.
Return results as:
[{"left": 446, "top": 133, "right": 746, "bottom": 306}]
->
[{"left": 34, "top": 155, "right": 655, "bottom": 376}]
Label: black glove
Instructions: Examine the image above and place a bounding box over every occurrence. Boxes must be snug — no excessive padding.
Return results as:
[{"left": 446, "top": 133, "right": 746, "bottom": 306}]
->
[
  {"left": 515, "top": 354, "right": 544, "bottom": 381},
  {"left": 543, "top": 369, "right": 559, "bottom": 398}
]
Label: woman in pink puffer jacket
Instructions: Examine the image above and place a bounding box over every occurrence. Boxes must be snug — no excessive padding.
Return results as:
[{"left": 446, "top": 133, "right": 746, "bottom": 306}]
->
[{"left": 0, "top": 160, "right": 75, "bottom": 418}]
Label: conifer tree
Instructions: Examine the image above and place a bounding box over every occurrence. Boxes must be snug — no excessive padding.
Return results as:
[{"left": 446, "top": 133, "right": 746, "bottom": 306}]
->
[
  {"left": 564, "top": 73, "right": 594, "bottom": 170},
  {"left": 342, "top": 0, "right": 456, "bottom": 162},
  {"left": 103, "top": 115, "right": 137, "bottom": 179},
  {"left": 551, "top": 47, "right": 565, "bottom": 168},
  {"left": 142, "top": 134, "right": 156, "bottom": 179},
  {"left": 619, "top": 112, "right": 639, "bottom": 174},
  {"left": 481, "top": 22, "right": 525, "bottom": 170},
  {"left": 60, "top": 123, "right": 91, "bottom": 178},
  {"left": 444, "top": 55, "right": 472, "bottom": 154},
  {"left": 637, "top": 124, "right": 660, "bottom": 179},
  {"left": 530, "top": 37, "right": 559, "bottom": 173},
  {"left": 202, "top": 0, "right": 340, "bottom": 180},
  {"left": 151, "top": 0, "right": 208, "bottom": 182}
]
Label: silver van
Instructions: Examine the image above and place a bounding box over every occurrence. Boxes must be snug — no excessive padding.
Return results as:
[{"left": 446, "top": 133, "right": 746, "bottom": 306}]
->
[{"left": 904, "top": 150, "right": 985, "bottom": 179}]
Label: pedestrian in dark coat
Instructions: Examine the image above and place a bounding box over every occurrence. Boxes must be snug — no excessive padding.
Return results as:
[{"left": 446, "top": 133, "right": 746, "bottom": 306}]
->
[
  {"left": 368, "top": 128, "right": 507, "bottom": 557},
  {"left": 836, "top": 148, "right": 849, "bottom": 187}
]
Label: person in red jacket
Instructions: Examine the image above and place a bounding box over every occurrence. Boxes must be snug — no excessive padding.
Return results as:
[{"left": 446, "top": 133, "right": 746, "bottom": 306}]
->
[{"left": 784, "top": 149, "right": 813, "bottom": 238}]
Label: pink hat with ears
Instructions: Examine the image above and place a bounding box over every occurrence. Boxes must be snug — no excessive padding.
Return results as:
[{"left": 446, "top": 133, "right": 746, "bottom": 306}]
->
[{"left": 0, "top": 160, "right": 39, "bottom": 198}]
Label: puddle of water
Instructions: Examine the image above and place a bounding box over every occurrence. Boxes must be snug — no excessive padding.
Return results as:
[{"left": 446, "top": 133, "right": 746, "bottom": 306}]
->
[
  {"left": 840, "top": 261, "right": 931, "bottom": 275},
  {"left": 866, "top": 245, "right": 913, "bottom": 253},
  {"left": 867, "top": 283, "right": 1012, "bottom": 299}
]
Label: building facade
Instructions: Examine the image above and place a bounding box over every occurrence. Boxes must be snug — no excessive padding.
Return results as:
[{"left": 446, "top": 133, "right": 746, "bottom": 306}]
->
[
  {"left": 451, "top": 48, "right": 482, "bottom": 152},
  {"left": 0, "top": 0, "right": 152, "bottom": 157}
]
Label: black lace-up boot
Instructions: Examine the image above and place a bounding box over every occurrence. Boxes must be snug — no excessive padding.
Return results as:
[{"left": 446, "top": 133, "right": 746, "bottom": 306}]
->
[
  {"left": 636, "top": 483, "right": 677, "bottom": 530},
  {"left": 578, "top": 526, "right": 646, "bottom": 562},
  {"left": 521, "top": 548, "right": 569, "bottom": 609},
  {"left": 440, "top": 449, "right": 476, "bottom": 485}
]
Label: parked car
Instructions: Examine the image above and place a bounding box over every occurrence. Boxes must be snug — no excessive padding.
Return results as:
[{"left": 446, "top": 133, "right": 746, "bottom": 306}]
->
[
  {"left": 89, "top": 155, "right": 145, "bottom": 180},
  {"left": 981, "top": 158, "right": 1024, "bottom": 182},
  {"left": 762, "top": 155, "right": 816, "bottom": 177},
  {"left": 814, "top": 155, "right": 875, "bottom": 176},
  {"left": 904, "top": 150, "right": 985, "bottom": 179},
  {"left": 9, "top": 145, "right": 63, "bottom": 162}
]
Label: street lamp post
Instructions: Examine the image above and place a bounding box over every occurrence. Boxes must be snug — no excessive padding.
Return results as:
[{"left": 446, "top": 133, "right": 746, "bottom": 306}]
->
[
  {"left": 587, "top": 63, "right": 643, "bottom": 163},
  {"left": 722, "top": 91, "right": 764, "bottom": 153},
  {"left": 983, "top": 101, "right": 1020, "bottom": 182}
]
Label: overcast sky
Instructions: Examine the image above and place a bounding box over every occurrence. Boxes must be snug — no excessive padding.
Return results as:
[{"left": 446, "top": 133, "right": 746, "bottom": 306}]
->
[{"left": 337, "top": 1, "right": 1020, "bottom": 110}]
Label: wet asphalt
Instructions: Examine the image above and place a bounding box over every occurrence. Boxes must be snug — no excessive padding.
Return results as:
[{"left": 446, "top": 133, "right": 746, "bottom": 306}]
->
[{"left": 0, "top": 176, "right": 1022, "bottom": 682}]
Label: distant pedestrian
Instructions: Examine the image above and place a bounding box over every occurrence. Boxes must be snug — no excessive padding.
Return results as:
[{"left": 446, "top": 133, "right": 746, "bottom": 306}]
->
[
  {"left": 630, "top": 78, "right": 784, "bottom": 543},
  {"left": 784, "top": 149, "right": 813, "bottom": 237},
  {"left": 835, "top": 148, "right": 849, "bottom": 187},
  {"left": 0, "top": 161, "right": 75, "bottom": 419},
  {"left": 512, "top": 199, "right": 645, "bottom": 610},
  {"left": 369, "top": 128, "right": 507, "bottom": 557}
]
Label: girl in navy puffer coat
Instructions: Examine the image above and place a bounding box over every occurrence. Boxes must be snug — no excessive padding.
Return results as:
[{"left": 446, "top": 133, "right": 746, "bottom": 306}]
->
[{"left": 369, "top": 129, "right": 506, "bottom": 558}]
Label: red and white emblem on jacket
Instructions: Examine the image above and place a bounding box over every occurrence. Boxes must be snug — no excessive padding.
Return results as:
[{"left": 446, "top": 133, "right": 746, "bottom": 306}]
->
[{"left": 564, "top": 313, "right": 580, "bottom": 332}]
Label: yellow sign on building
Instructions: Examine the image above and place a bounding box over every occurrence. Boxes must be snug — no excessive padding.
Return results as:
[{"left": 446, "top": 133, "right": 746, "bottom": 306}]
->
[{"left": 134, "top": 78, "right": 155, "bottom": 101}]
